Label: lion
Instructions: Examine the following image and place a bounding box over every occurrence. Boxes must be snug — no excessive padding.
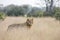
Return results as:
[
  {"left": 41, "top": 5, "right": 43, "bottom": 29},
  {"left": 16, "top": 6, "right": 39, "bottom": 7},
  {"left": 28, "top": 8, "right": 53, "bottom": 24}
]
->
[{"left": 7, "top": 18, "right": 33, "bottom": 31}]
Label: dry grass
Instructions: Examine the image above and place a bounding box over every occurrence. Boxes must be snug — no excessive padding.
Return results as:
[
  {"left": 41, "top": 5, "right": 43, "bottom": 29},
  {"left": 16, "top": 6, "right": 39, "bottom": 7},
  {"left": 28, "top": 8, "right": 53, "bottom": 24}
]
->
[{"left": 0, "top": 17, "right": 60, "bottom": 40}]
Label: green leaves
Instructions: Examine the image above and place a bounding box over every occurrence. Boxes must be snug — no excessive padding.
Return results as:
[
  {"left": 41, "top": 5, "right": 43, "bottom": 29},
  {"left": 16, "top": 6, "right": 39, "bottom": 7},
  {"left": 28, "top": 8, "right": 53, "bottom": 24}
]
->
[
  {"left": 0, "top": 12, "right": 6, "bottom": 20},
  {"left": 54, "top": 7, "right": 60, "bottom": 20}
]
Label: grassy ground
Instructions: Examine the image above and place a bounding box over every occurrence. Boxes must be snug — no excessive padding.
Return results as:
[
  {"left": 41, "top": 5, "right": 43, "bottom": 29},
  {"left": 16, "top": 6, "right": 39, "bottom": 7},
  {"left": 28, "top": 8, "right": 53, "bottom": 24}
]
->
[{"left": 0, "top": 17, "right": 60, "bottom": 40}]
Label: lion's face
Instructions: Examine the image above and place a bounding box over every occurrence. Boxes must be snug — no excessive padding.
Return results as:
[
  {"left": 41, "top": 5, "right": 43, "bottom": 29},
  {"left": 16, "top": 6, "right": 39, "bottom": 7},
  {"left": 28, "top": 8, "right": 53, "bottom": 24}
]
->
[{"left": 26, "top": 18, "right": 33, "bottom": 27}]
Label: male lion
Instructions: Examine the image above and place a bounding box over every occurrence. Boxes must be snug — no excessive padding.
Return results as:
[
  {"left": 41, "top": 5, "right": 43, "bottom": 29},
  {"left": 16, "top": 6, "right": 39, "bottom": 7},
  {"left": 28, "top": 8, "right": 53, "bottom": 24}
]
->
[{"left": 7, "top": 18, "right": 33, "bottom": 31}]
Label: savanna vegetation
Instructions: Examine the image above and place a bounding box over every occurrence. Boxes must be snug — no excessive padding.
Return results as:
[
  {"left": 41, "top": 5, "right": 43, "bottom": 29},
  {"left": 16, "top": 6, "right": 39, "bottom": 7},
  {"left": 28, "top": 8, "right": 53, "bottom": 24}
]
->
[
  {"left": 0, "top": 0, "right": 60, "bottom": 21},
  {"left": 0, "top": 0, "right": 60, "bottom": 40},
  {"left": 0, "top": 12, "right": 6, "bottom": 20}
]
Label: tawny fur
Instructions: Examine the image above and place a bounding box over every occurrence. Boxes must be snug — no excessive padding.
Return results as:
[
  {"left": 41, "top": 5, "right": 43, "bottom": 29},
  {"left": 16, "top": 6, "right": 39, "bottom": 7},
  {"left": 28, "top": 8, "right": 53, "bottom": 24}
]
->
[{"left": 7, "top": 18, "right": 33, "bottom": 31}]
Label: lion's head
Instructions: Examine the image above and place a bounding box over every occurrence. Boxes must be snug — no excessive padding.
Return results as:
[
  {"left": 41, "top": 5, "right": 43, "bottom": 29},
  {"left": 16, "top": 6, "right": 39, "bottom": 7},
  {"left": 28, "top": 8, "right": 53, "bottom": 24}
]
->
[{"left": 26, "top": 18, "right": 33, "bottom": 27}]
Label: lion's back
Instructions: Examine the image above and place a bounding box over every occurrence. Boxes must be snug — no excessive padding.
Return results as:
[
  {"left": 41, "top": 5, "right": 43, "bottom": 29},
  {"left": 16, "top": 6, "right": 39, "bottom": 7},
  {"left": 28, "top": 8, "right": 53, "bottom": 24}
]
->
[{"left": 7, "top": 23, "right": 26, "bottom": 31}]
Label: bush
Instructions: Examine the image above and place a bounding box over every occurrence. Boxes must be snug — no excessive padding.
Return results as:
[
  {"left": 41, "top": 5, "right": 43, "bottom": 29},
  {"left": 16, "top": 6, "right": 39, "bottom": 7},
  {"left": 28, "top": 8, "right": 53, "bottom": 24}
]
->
[
  {"left": 55, "top": 12, "right": 60, "bottom": 20},
  {"left": 27, "top": 11, "right": 44, "bottom": 17},
  {"left": 0, "top": 12, "right": 6, "bottom": 20},
  {"left": 54, "top": 7, "right": 60, "bottom": 20},
  {"left": 35, "top": 11, "right": 44, "bottom": 17}
]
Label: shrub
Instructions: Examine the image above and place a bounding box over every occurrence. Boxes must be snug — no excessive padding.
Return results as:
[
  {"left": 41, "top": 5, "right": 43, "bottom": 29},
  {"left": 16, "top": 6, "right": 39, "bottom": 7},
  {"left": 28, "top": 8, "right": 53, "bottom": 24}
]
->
[
  {"left": 0, "top": 12, "right": 6, "bottom": 20},
  {"left": 53, "top": 7, "right": 60, "bottom": 21},
  {"left": 27, "top": 11, "right": 44, "bottom": 17},
  {"left": 54, "top": 12, "right": 60, "bottom": 20}
]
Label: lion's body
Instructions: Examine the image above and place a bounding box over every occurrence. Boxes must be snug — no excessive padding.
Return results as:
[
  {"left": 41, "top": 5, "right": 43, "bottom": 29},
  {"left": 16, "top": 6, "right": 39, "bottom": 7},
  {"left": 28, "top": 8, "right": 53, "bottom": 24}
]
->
[
  {"left": 7, "top": 18, "right": 33, "bottom": 31},
  {"left": 7, "top": 23, "right": 28, "bottom": 31}
]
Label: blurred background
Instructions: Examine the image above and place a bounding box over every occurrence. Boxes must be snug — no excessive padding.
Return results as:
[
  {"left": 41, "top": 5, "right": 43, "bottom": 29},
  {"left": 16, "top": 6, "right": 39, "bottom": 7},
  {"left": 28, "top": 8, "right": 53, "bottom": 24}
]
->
[
  {"left": 0, "top": 0, "right": 60, "bottom": 20},
  {"left": 0, "top": 0, "right": 60, "bottom": 40}
]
